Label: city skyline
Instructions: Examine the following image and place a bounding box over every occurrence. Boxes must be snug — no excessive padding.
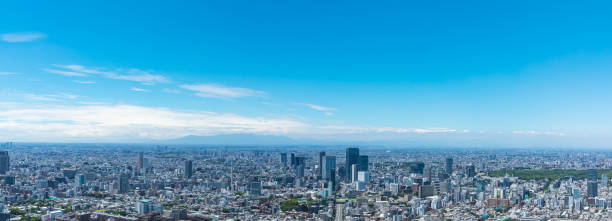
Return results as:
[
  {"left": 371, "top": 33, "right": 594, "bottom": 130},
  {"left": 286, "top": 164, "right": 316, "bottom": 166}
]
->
[{"left": 2, "top": 1, "right": 612, "bottom": 147}]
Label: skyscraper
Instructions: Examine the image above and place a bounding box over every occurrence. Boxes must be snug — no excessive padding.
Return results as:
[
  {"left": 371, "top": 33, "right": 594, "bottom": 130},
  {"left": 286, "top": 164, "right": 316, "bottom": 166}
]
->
[
  {"left": 280, "top": 153, "right": 287, "bottom": 166},
  {"left": 290, "top": 153, "right": 295, "bottom": 166},
  {"left": 346, "top": 147, "right": 359, "bottom": 182},
  {"left": 138, "top": 152, "right": 144, "bottom": 169},
  {"left": 295, "top": 156, "right": 306, "bottom": 177},
  {"left": 318, "top": 151, "right": 325, "bottom": 179},
  {"left": 358, "top": 155, "right": 368, "bottom": 172},
  {"left": 0, "top": 151, "right": 9, "bottom": 174},
  {"left": 602, "top": 174, "right": 608, "bottom": 187},
  {"left": 184, "top": 160, "right": 193, "bottom": 178},
  {"left": 587, "top": 169, "right": 598, "bottom": 197},
  {"left": 467, "top": 164, "right": 476, "bottom": 177},
  {"left": 119, "top": 174, "right": 129, "bottom": 194},
  {"left": 445, "top": 157, "right": 453, "bottom": 174},
  {"left": 323, "top": 156, "right": 336, "bottom": 180}
]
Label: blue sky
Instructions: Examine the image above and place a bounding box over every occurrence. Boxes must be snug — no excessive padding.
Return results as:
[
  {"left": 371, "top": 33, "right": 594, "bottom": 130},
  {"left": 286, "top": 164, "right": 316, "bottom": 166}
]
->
[{"left": 1, "top": 1, "right": 612, "bottom": 147}]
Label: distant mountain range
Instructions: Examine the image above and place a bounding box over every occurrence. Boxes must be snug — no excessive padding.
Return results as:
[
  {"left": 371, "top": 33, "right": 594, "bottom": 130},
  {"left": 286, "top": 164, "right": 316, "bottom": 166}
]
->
[{"left": 161, "top": 134, "right": 323, "bottom": 145}]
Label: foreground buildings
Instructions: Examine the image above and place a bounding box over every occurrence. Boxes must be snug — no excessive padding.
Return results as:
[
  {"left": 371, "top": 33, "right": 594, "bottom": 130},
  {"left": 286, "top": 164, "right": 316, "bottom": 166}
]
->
[{"left": 0, "top": 144, "right": 611, "bottom": 220}]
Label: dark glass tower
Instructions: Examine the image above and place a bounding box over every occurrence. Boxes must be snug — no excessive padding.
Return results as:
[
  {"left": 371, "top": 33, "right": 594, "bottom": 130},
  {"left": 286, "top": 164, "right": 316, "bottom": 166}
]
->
[
  {"left": 587, "top": 169, "right": 598, "bottom": 197},
  {"left": 185, "top": 160, "right": 193, "bottom": 178},
  {"left": 0, "top": 151, "right": 8, "bottom": 174},
  {"left": 445, "top": 157, "right": 453, "bottom": 174},
  {"left": 318, "top": 151, "right": 326, "bottom": 179},
  {"left": 346, "top": 147, "right": 359, "bottom": 182},
  {"left": 358, "top": 155, "right": 368, "bottom": 172}
]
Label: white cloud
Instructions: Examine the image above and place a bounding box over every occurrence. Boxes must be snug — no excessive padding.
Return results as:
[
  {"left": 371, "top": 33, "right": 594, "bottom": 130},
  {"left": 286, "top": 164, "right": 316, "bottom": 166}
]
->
[
  {"left": 0, "top": 72, "right": 18, "bottom": 75},
  {"left": 513, "top": 130, "right": 566, "bottom": 136},
  {"left": 181, "top": 84, "right": 265, "bottom": 99},
  {"left": 0, "top": 103, "right": 480, "bottom": 141},
  {"left": 130, "top": 88, "right": 150, "bottom": 92},
  {"left": 43, "top": 68, "right": 88, "bottom": 77},
  {"left": 44, "top": 64, "right": 168, "bottom": 84},
  {"left": 293, "top": 102, "right": 336, "bottom": 111},
  {"left": 24, "top": 93, "right": 79, "bottom": 102},
  {"left": 74, "top": 80, "right": 95, "bottom": 84},
  {"left": 0, "top": 104, "right": 306, "bottom": 141},
  {"left": 1, "top": 32, "right": 45, "bottom": 43}
]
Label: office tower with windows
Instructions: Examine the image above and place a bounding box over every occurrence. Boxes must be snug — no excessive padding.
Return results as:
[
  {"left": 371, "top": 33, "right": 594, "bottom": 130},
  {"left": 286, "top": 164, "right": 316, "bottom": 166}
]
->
[
  {"left": 184, "top": 160, "right": 193, "bottom": 178},
  {"left": 467, "top": 165, "right": 476, "bottom": 177},
  {"left": 290, "top": 153, "right": 295, "bottom": 166},
  {"left": 119, "top": 174, "right": 129, "bottom": 194},
  {"left": 351, "top": 164, "right": 358, "bottom": 183},
  {"left": 358, "top": 155, "right": 368, "bottom": 172},
  {"left": 295, "top": 156, "right": 306, "bottom": 177},
  {"left": 603, "top": 174, "right": 608, "bottom": 187},
  {"left": 280, "top": 153, "right": 287, "bottom": 166},
  {"left": 346, "top": 147, "right": 359, "bottom": 182},
  {"left": 323, "top": 156, "right": 336, "bottom": 180},
  {"left": 0, "top": 151, "right": 8, "bottom": 174},
  {"left": 138, "top": 152, "right": 144, "bottom": 169},
  {"left": 318, "top": 151, "right": 325, "bottom": 179},
  {"left": 587, "top": 169, "right": 598, "bottom": 197},
  {"left": 445, "top": 157, "right": 453, "bottom": 174}
]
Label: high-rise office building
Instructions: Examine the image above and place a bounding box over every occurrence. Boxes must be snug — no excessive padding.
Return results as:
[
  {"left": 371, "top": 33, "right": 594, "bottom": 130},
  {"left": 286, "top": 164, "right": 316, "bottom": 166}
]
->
[
  {"left": 358, "top": 155, "right": 368, "bottom": 172},
  {"left": 587, "top": 169, "right": 598, "bottom": 197},
  {"left": 323, "top": 156, "right": 336, "bottom": 180},
  {"left": 0, "top": 151, "right": 9, "bottom": 174},
  {"left": 346, "top": 147, "right": 359, "bottom": 182},
  {"left": 328, "top": 169, "right": 336, "bottom": 193},
  {"left": 184, "top": 160, "right": 193, "bottom": 178},
  {"left": 138, "top": 152, "right": 144, "bottom": 169},
  {"left": 280, "top": 153, "right": 287, "bottom": 166},
  {"left": 77, "top": 174, "right": 86, "bottom": 186},
  {"left": 467, "top": 165, "right": 476, "bottom": 177},
  {"left": 445, "top": 158, "right": 453, "bottom": 174},
  {"left": 290, "top": 153, "right": 295, "bottom": 166},
  {"left": 603, "top": 174, "right": 608, "bottom": 187},
  {"left": 318, "top": 151, "right": 325, "bottom": 179},
  {"left": 295, "top": 156, "right": 306, "bottom": 177},
  {"left": 119, "top": 174, "right": 129, "bottom": 194},
  {"left": 351, "top": 164, "right": 358, "bottom": 183}
]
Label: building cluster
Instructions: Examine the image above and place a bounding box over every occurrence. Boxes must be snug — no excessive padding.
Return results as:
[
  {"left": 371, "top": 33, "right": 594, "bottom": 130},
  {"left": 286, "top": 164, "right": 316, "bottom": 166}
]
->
[{"left": 0, "top": 144, "right": 611, "bottom": 220}]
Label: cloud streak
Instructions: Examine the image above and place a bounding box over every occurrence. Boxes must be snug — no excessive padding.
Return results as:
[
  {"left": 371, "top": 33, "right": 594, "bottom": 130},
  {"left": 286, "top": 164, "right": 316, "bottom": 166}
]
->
[
  {"left": 181, "top": 84, "right": 265, "bottom": 99},
  {"left": 1, "top": 32, "right": 45, "bottom": 43},
  {"left": 293, "top": 102, "right": 336, "bottom": 111},
  {"left": 43, "top": 64, "right": 168, "bottom": 84}
]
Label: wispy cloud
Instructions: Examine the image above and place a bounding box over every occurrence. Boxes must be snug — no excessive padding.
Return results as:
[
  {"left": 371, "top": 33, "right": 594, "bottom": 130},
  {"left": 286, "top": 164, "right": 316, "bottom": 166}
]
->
[
  {"left": 74, "top": 80, "right": 95, "bottom": 84},
  {"left": 43, "top": 68, "right": 88, "bottom": 77},
  {"left": 293, "top": 102, "right": 336, "bottom": 111},
  {"left": 130, "top": 88, "right": 150, "bottom": 92},
  {"left": 43, "top": 64, "right": 168, "bottom": 84},
  {"left": 181, "top": 84, "right": 265, "bottom": 99},
  {"left": 0, "top": 72, "right": 18, "bottom": 75},
  {"left": 0, "top": 103, "right": 476, "bottom": 141},
  {"left": 24, "top": 93, "right": 79, "bottom": 102},
  {"left": 0, "top": 104, "right": 305, "bottom": 140},
  {"left": 513, "top": 130, "right": 566, "bottom": 136},
  {"left": 1, "top": 32, "right": 45, "bottom": 43}
]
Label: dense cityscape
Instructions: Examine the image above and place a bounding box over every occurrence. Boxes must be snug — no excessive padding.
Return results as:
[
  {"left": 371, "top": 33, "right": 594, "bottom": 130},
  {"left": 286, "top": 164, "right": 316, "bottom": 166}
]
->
[{"left": 0, "top": 143, "right": 611, "bottom": 220}]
